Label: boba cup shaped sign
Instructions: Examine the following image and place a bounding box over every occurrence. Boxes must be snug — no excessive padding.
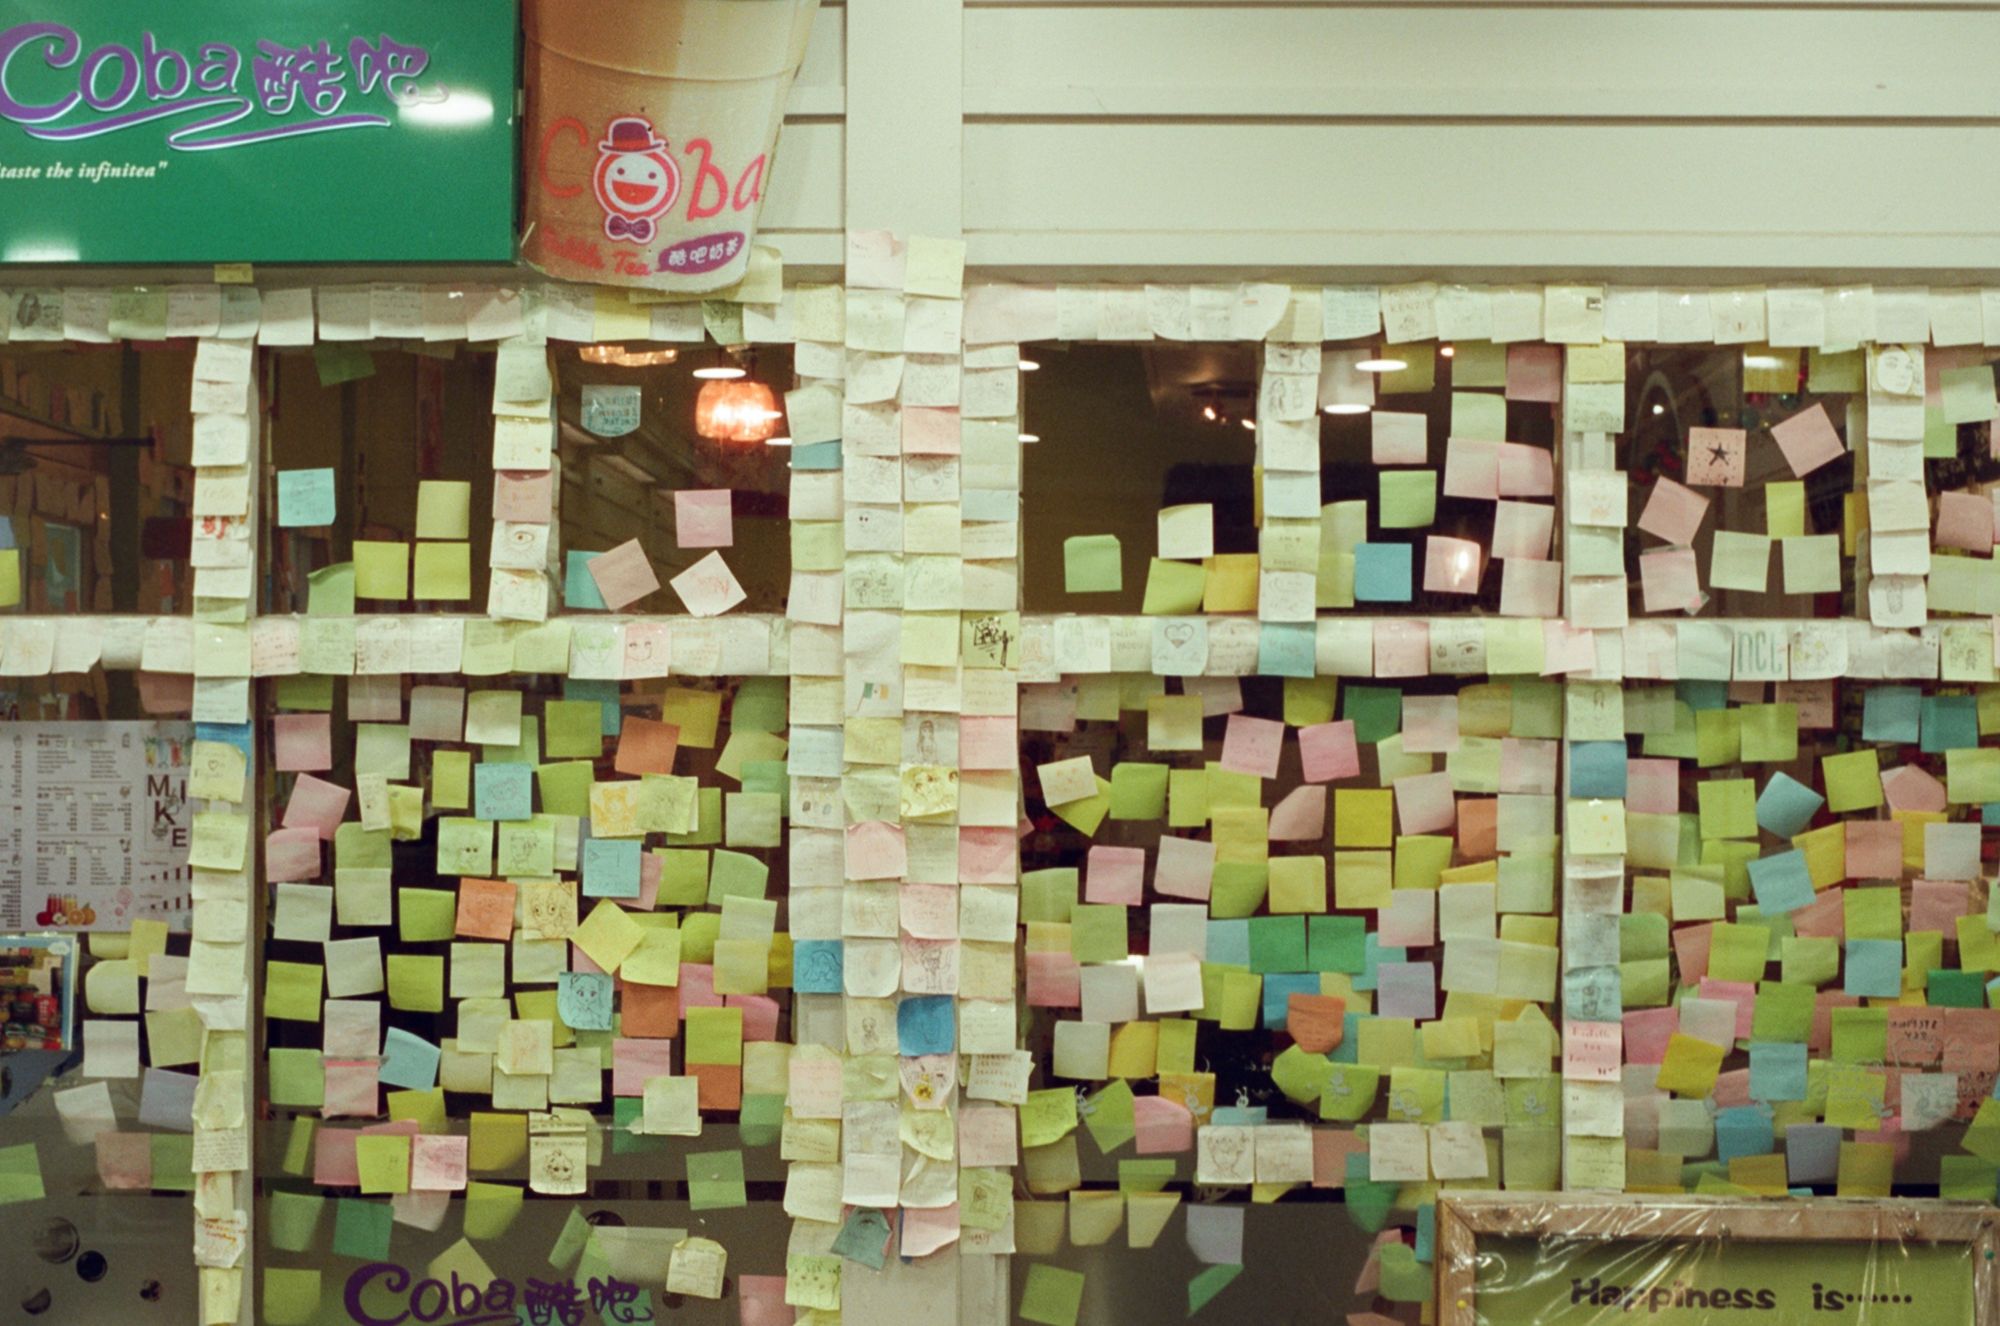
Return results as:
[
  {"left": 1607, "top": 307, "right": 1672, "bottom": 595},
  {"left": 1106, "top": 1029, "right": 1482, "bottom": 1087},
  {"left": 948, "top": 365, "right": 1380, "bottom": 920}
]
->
[{"left": 523, "top": 0, "right": 820, "bottom": 291}]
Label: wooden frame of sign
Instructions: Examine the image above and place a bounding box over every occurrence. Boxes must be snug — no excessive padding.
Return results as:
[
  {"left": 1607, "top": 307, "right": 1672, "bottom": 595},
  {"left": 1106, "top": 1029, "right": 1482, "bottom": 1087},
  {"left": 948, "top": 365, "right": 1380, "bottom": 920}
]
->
[{"left": 1435, "top": 1193, "right": 2000, "bottom": 1326}]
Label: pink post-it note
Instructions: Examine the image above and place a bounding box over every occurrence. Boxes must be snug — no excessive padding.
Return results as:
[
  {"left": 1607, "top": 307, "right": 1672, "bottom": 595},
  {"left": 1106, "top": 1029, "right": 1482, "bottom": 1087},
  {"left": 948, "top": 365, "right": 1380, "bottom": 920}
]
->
[
  {"left": 264, "top": 828, "right": 324, "bottom": 883},
  {"left": 1563, "top": 1020, "right": 1622, "bottom": 1081},
  {"left": 587, "top": 538, "right": 661, "bottom": 611},
  {"left": 612, "top": 1037, "right": 674, "bottom": 1097},
  {"left": 1423, "top": 535, "right": 1483, "bottom": 594},
  {"left": 1133, "top": 1094, "right": 1194, "bottom": 1155},
  {"left": 1686, "top": 427, "right": 1747, "bottom": 487},
  {"left": 1268, "top": 785, "right": 1327, "bottom": 842},
  {"left": 1769, "top": 403, "right": 1845, "bottom": 477},
  {"left": 1153, "top": 836, "right": 1215, "bottom": 901},
  {"left": 1934, "top": 491, "right": 1994, "bottom": 553},
  {"left": 845, "top": 821, "right": 908, "bottom": 881},
  {"left": 1496, "top": 441, "right": 1555, "bottom": 497},
  {"left": 1298, "top": 721, "right": 1359, "bottom": 783},
  {"left": 409, "top": 1135, "right": 468, "bottom": 1191},
  {"left": 1505, "top": 344, "right": 1562, "bottom": 401},
  {"left": 283, "top": 772, "right": 351, "bottom": 839},
  {"left": 674, "top": 489, "right": 734, "bottom": 549},
  {"left": 1637, "top": 477, "right": 1711, "bottom": 547},
  {"left": 1219, "top": 713, "right": 1283, "bottom": 779},
  {"left": 1085, "top": 845, "right": 1145, "bottom": 906},
  {"left": 494, "top": 469, "right": 554, "bottom": 523},
  {"left": 272, "top": 713, "right": 333, "bottom": 772},
  {"left": 959, "top": 716, "right": 1018, "bottom": 771}
]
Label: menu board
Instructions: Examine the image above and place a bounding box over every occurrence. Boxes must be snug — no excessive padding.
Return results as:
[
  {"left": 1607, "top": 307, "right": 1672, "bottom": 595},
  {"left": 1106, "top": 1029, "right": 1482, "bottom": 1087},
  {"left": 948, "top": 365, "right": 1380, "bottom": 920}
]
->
[{"left": 0, "top": 722, "right": 193, "bottom": 933}]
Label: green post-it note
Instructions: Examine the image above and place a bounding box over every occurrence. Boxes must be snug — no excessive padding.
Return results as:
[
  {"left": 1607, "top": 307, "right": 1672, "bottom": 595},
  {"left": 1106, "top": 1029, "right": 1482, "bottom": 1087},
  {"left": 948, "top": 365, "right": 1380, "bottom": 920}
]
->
[
  {"left": 307, "top": 562, "right": 356, "bottom": 616},
  {"left": 686, "top": 1149, "right": 747, "bottom": 1210},
  {"left": 463, "top": 1181, "right": 525, "bottom": 1239},
  {"left": 355, "top": 1134, "right": 411, "bottom": 1194},
  {"left": 413, "top": 542, "right": 471, "bottom": 600},
  {"left": 0, "top": 1142, "right": 43, "bottom": 1204},
  {"left": 151, "top": 1134, "right": 195, "bottom": 1191},
  {"left": 314, "top": 343, "right": 376, "bottom": 386},
  {"left": 1142, "top": 558, "right": 1207, "bottom": 614},
  {"left": 1450, "top": 390, "right": 1507, "bottom": 440},
  {"left": 1379, "top": 470, "right": 1437, "bottom": 529},
  {"left": 268, "top": 1191, "right": 328, "bottom": 1252},
  {"left": 334, "top": 1197, "right": 395, "bottom": 1260},
  {"left": 1064, "top": 534, "right": 1123, "bottom": 593},
  {"left": 1021, "top": 1264, "right": 1087, "bottom": 1326},
  {"left": 263, "top": 1267, "right": 323, "bottom": 1326},
  {"left": 1082, "top": 1079, "right": 1136, "bottom": 1154},
  {"left": 353, "top": 540, "right": 411, "bottom": 600},
  {"left": 1188, "top": 1264, "right": 1244, "bottom": 1316},
  {"left": 1108, "top": 762, "right": 1169, "bottom": 820}
]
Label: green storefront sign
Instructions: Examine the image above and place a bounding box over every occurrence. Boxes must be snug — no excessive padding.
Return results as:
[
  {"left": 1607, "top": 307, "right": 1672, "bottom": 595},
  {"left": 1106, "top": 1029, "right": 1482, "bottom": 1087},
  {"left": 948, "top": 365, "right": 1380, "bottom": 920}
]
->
[
  {"left": 0, "top": 0, "right": 517, "bottom": 264},
  {"left": 1473, "top": 1235, "right": 1977, "bottom": 1323}
]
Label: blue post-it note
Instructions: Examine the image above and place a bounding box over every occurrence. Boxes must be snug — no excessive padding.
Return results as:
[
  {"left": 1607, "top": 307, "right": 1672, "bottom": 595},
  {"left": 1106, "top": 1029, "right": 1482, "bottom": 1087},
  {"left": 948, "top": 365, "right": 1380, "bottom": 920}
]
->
[
  {"left": 1843, "top": 939, "right": 1903, "bottom": 997},
  {"left": 1756, "top": 772, "right": 1824, "bottom": 839},
  {"left": 1783, "top": 1123, "right": 1841, "bottom": 1185},
  {"left": 379, "top": 1027, "right": 441, "bottom": 1091},
  {"left": 1258, "top": 623, "right": 1316, "bottom": 678},
  {"left": 1569, "top": 741, "right": 1628, "bottom": 798},
  {"left": 1262, "top": 973, "right": 1319, "bottom": 1029},
  {"left": 897, "top": 995, "right": 956, "bottom": 1055},
  {"left": 1861, "top": 685, "right": 1920, "bottom": 744},
  {"left": 1921, "top": 694, "right": 1979, "bottom": 753},
  {"left": 0, "top": 516, "right": 15, "bottom": 549},
  {"left": 1353, "top": 542, "right": 1414, "bottom": 603},
  {"left": 1204, "top": 919, "right": 1251, "bottom": 968},
  {"left": 1715, "top": 1105, "right": 1776, "bottom": 1161},
  {"left": 277, "top": 468, "right": 336, "bottom": 527},
  {"left": 473, "top": 762, "right": 532, "bottom": 822},
  {"left": 557, "top": 972, "right": 614, "bottom": 1031},
  {"left": 1747, "top": 849, "right": 1815, "bottom": 914},
  {"left": 564, "top": 550, "right": 606, "bottom": 610},
  {"left": 790, "top": 440, "right": 842, "bottom": 471},
  {"left": 792, "top": 940, "right": 844, "bottom": 994},
  {"left": 581, "top": 838, "right": 642, "bottom": 898},
  {"left": 831, "top": 1208, "right": 891, "bottom": 1271},
  {"left": 1677, "top": 679, "right": 1730, "bottom": 712},
  {"left": 1747, "top": 1041, "right": 1807, "bottom": 1102}
]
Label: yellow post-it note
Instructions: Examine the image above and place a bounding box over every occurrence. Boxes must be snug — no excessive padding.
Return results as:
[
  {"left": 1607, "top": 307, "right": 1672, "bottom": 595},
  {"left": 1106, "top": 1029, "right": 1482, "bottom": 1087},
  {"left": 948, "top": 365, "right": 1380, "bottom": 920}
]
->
[
  {"left": 413, "top": 543, "right": 472, "bottom": 600},
  {"left": 416, "top": 481, "right": 473, "bottom": 539}
]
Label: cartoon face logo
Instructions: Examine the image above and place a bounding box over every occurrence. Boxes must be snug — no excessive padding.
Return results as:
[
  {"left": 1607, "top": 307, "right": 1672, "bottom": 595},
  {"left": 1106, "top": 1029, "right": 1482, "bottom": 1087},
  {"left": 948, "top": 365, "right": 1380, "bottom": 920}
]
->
[{"left": 592, "top": 115, "right": 680, "bottom": 244}]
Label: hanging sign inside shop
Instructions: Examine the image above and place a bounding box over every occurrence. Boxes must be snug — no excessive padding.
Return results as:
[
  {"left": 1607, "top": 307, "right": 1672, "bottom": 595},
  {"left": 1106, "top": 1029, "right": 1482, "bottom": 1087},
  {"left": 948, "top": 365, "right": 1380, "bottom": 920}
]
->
[
  {"left": 581, "top": 383, "right": 642, "bottom": 437},
  {"left": 0, "top": 0, "right": 516, "bottom": 264},
  {"left": 521, "top": 0, "right": 820, "bottom": 291}
]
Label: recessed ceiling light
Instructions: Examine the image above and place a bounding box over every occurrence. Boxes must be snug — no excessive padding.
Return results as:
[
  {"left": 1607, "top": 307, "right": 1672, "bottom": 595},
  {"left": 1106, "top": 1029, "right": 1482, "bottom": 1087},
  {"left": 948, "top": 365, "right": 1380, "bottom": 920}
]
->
[
  {"left": 1018, "top": 358, "right": 1040, "bottom": 372},
  {"left": 1239, "top": 418, "right": 1257, "bottom": 430},
  {"left": 765, "top": 435, "right": 793, "bottom": 447},
  {"left": 1018, "top": 432, "right": 1040, "bottom": 443},
  {"left": 1742, "top": 354, "right": 1781, "bottom": 370},
  {"left": 1439, "top": 345, "right": 1455, "bottom": 358},
  {"left": 692, "top": 365, "right": 745, "bottom": 380},
  {"left": 1355, "top": 357, "right": 1407, "bottom": 373},
  {"left": 1323, "top": 403, "right": 1370, "bottom": 415}
]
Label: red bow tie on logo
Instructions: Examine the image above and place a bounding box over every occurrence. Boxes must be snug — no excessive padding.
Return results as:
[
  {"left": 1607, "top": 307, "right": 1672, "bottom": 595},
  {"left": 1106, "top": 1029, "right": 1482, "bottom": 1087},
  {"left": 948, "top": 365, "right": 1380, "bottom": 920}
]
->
[{"left": 605, "top": 215, "right": 655, "bottom": 243}]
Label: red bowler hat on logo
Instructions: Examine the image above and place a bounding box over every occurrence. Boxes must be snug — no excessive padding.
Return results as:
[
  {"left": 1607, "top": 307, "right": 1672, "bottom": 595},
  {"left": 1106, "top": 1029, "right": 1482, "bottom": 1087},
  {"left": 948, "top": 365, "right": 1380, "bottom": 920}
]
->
[{"left": 601, "top": 116, "right": 667, "bottom": 154}]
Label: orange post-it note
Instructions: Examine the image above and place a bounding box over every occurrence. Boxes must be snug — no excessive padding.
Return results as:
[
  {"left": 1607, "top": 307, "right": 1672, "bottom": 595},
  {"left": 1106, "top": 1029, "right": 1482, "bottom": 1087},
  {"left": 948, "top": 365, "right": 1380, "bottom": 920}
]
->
[
  {"left": 614, "top": 718, "right": 681, "bottom": 776},
  {"left": 454, "top": 879, "right": 517, "bottom": 942}
]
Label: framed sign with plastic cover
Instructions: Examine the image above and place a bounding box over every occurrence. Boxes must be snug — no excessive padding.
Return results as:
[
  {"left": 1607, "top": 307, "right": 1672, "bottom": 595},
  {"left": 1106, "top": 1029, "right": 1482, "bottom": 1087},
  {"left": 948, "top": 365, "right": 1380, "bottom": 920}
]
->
[{"left": 1437, "top": 1194, "right": 2000, "bottom": 1325}]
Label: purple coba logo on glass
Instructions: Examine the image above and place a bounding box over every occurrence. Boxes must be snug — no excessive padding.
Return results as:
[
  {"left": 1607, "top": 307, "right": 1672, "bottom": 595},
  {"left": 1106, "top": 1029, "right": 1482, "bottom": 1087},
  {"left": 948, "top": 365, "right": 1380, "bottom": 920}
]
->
[
  {"left": 342, "top": 1263, "right": 658, "bottom": 1326},
  {"left": 0, "top": 23, "right": 450, "bottom": 150},
  {"left": 657, "top": 231, "right": 746, "bottom": 275}
]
